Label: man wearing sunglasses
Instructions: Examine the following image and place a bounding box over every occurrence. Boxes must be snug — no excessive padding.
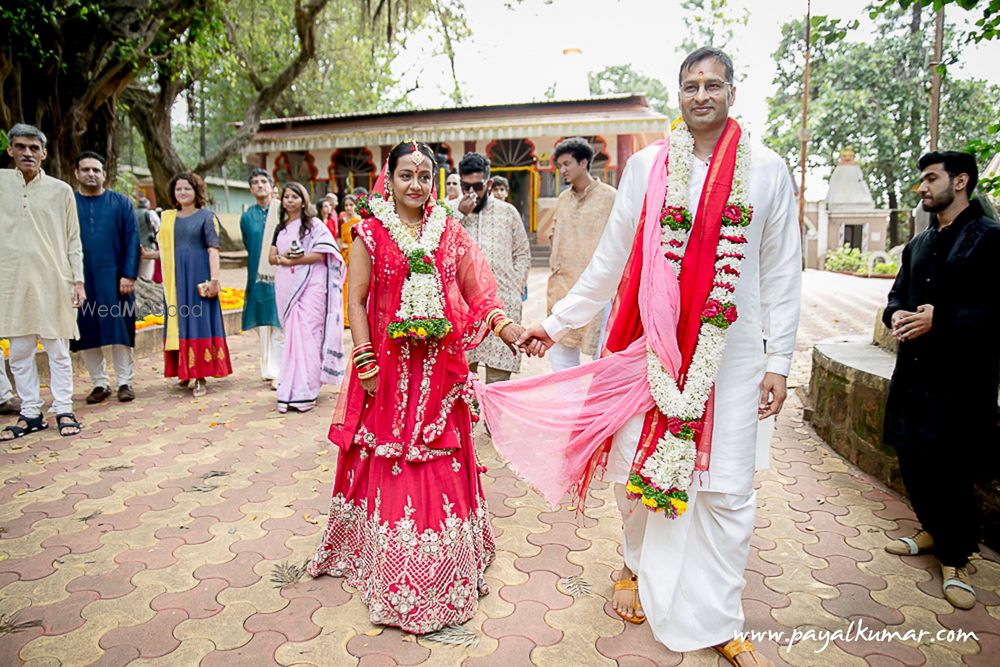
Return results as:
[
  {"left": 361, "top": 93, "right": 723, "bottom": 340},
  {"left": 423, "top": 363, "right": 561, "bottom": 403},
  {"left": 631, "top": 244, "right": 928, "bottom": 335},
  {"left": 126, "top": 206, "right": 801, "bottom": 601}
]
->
[{"left": 458, "top": 152, "right": 531, "bottom": 384}]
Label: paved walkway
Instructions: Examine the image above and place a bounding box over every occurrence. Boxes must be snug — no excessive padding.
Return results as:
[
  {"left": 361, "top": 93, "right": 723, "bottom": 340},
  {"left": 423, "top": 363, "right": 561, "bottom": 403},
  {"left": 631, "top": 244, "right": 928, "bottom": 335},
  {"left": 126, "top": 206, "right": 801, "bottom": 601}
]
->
[{"left": 1, "top": 269, "right": 998, "bottom": 666}]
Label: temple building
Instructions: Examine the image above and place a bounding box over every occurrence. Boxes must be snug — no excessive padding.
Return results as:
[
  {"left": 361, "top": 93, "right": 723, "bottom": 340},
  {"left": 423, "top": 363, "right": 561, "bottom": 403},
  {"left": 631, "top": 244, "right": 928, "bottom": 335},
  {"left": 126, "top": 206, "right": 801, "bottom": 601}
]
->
[
  {"left": 803, "top": 148, "right": 892, "bottom": 269},
  {"left": 241, "top": 95, "right": 668, "bottom": 242}
]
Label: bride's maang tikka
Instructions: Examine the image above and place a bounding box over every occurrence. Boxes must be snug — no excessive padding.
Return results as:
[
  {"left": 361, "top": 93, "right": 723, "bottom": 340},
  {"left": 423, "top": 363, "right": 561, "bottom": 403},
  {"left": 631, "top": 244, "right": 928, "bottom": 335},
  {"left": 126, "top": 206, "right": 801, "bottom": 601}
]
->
[{"left": 408, "top": 141, "right": 426, "bottom": 167}]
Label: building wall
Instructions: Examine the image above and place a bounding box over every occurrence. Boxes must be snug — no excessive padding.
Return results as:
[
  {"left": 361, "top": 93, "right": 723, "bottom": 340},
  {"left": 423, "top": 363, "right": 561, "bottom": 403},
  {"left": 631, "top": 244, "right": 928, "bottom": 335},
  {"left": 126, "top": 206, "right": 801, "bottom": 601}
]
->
[{"left": 260, "top": 133, "right": 633, "bottom": 236}]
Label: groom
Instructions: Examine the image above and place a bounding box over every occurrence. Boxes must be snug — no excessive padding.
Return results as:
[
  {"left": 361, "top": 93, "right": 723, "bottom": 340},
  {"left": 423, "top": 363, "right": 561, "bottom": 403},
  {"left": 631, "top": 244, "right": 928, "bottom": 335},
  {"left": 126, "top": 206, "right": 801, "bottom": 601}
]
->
[{"left": 518, "top": 48, "right": 801, "bottom": 665}]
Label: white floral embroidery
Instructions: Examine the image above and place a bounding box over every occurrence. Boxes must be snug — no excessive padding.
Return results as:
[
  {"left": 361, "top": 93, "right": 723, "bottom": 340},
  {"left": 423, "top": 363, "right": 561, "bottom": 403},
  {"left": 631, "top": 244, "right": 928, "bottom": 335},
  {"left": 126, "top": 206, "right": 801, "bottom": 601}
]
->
[{"left": 307, "top": 492, "right": 495, "bottom": 634}]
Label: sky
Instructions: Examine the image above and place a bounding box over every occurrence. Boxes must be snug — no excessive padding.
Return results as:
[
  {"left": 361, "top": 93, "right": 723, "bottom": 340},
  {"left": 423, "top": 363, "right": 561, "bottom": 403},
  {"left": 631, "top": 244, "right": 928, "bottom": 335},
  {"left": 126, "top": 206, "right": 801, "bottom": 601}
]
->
[{"left": 393, "top": 0, "right": 1000, "bottom": 198}]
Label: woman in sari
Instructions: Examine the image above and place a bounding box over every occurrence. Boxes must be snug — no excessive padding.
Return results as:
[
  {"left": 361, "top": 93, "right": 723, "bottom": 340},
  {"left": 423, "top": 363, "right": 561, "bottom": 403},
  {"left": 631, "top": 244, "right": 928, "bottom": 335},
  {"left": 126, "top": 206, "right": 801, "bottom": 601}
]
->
[
  {"left": 267, "top": 182, "right": 345, "bottom": 413},
  {"left": 308, "top": 142, "right": 526, "bottom": 634},
  {"left": 339, "top": 194, "right": 361, "bottom": 327},
  {"left": 160, "top": 172, "right": 232, "bottom": 397}
]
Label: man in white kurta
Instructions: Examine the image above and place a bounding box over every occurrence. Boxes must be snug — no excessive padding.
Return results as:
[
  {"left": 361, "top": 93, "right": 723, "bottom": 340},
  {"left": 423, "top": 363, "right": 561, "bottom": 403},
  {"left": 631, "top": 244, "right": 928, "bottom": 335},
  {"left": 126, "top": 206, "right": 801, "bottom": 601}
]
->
[
  {"left": 524, "top": 50, "right": 800, "bottom": 663},
  {"left": 0, "top": 124, "right": 86, "bottom": 439}
]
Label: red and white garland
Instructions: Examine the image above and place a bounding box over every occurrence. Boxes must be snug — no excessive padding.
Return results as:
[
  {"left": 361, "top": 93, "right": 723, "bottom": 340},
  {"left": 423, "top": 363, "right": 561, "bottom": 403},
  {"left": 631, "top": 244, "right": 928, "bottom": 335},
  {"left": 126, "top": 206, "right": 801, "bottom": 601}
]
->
[{"left": 625, "top": 122, "right": 753, "bottom": 518}]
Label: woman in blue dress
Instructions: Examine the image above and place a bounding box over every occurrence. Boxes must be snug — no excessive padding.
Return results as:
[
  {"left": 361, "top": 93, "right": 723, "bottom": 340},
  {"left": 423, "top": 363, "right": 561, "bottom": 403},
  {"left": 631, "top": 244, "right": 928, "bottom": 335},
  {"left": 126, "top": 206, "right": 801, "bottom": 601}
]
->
[{"left": 159, "top": 173, "right": 232, "bottom": 397}]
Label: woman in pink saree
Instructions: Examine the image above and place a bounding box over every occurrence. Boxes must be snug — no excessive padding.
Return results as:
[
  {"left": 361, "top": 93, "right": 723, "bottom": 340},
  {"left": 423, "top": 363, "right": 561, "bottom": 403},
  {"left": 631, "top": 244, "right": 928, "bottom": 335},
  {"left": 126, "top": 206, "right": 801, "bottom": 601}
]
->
[
  {"left": 308, "top": 142, "right": 526, "bottom": 634},
  {"left": 269, "top": 182, "right": 345, "bottom": 413}
]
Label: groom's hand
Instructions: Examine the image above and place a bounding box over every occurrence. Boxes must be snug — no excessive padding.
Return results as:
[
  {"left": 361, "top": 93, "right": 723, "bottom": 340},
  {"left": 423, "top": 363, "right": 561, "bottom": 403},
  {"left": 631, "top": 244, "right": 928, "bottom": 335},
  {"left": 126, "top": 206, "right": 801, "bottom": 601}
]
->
[
  {"left": 515, "top": 325, "right": 554, "bottom": 358},
  {"left": 758, "top": 372, "right": 788, "bottom": 420}
]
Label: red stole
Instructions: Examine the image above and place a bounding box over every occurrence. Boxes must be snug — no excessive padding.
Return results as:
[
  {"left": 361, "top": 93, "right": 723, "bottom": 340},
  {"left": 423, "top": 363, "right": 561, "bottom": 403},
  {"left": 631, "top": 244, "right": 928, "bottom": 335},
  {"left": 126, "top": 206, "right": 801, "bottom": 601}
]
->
[{"left": 598, "top": 119, "right": 743, "bottom": 484}]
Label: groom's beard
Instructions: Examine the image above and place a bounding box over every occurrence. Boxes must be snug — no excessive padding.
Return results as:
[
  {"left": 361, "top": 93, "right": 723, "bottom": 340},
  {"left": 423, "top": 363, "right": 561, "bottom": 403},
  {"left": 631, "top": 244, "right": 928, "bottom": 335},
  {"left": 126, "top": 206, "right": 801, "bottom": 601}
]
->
[{"left": 474, "top": 193, "right": 490, "bottom": 213}]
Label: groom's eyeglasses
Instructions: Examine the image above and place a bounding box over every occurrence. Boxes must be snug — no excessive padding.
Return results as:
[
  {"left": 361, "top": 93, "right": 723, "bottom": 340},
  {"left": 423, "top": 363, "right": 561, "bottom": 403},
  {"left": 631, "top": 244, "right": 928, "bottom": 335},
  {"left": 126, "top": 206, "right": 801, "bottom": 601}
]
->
[{"left": 679, "top": 80, "right": 732, "bottom": 98}]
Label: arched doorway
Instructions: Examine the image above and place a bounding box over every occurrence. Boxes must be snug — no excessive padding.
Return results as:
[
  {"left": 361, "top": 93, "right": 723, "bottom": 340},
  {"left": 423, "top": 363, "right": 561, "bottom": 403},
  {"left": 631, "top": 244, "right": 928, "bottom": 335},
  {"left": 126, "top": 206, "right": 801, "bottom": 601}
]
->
[
  {"left": 272, "top": 152, "right": 318, "bottom": 187},
  {"left": 486, "top": 138, "right": 539, "bottom": 231},
  {"left": 330, "top": 147, "right": 376, "bottom": 198}
]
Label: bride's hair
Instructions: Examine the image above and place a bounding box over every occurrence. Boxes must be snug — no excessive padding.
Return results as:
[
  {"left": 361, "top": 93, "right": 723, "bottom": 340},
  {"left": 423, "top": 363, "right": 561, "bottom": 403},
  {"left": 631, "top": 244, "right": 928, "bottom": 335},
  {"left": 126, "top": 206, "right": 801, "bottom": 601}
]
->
[{"left": 387, "top": 141, "right": 436, "bottom": 175}]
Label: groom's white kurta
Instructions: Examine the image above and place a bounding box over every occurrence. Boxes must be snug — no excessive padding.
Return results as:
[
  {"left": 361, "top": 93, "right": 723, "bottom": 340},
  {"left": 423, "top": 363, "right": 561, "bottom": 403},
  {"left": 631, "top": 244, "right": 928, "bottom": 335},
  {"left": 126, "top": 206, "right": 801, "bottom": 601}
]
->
[{"left": 542, "top": 139, "right": 801, "bottom": 651}]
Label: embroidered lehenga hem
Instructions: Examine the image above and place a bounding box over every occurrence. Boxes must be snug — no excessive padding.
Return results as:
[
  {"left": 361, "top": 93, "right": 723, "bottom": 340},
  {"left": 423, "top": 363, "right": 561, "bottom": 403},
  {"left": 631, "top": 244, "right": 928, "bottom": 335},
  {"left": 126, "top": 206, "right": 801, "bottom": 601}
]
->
[{"left": 307, "top": 491, "right": 495, "bottom": 634}]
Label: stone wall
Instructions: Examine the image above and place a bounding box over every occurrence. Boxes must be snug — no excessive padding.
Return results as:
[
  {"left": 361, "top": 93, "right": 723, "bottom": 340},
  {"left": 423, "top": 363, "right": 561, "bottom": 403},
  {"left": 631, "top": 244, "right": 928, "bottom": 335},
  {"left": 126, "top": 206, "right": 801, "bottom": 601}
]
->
[{"left": 807, "top": 322, "right": 1000, "bottom": 550}]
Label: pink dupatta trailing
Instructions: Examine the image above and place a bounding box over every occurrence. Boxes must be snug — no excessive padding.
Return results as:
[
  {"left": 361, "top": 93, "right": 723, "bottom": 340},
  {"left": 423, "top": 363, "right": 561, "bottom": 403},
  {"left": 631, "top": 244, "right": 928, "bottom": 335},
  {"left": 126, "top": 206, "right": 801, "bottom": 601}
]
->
[{"left": 474, "top": 138, "right": 684, "bottom": 508}]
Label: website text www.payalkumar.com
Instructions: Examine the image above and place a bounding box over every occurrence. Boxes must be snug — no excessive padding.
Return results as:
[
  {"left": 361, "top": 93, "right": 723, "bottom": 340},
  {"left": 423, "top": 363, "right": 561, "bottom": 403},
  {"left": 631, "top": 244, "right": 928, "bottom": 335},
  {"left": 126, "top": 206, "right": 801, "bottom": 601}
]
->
[{"left": 737, "top": 619, "right": 979, "bottom": 654}]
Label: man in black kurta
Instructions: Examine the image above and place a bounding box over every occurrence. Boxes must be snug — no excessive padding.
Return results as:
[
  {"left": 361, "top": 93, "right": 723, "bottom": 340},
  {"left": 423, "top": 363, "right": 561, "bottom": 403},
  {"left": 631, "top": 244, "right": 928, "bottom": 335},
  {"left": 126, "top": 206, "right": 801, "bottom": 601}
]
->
[
  {"left": 883, "top": 151, "right": 1000, "bottom": 610},
  {"left": 70, "top": 152, "right": 140, "bottom": 403}
]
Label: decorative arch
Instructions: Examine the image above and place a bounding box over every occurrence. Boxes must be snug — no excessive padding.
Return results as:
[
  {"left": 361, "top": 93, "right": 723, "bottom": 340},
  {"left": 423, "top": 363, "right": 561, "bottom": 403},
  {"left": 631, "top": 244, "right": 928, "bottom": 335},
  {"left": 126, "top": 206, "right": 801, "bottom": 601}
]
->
[
  {"left": 552, "top": 135, "right": 611, "bottom": 172},
  {"left": 486, "top": 138, "right": 537, "bottom": 167},
  {"left": 273, "top": 153, "right": 292, "bottom": 185},
  {"left": 272, "top": 151, "right": 318, "bottom": 185},
  {"left": 330, "top": 147, "right": 377, "bottom": 196}
]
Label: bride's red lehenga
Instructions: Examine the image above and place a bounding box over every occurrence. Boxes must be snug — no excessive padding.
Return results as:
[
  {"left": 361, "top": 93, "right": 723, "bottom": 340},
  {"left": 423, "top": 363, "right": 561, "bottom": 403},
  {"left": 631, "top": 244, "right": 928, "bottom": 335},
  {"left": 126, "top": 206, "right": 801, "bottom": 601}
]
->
[{"left": 308, "top": 205, "right": 504, "bottom": 634}]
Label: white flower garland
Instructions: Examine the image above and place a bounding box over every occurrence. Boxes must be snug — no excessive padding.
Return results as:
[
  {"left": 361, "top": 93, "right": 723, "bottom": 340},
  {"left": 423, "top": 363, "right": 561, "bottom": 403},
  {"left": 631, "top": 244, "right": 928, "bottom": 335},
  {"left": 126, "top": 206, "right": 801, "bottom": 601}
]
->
[
  {"left": 627, "top": 122, "right": 753, "bottom": 517},
  {"left": 368, "top": 195, "right": 453, "bottom": 340},
  {"left": 369, "top": 195, "right": 448, "bottom": 257}
]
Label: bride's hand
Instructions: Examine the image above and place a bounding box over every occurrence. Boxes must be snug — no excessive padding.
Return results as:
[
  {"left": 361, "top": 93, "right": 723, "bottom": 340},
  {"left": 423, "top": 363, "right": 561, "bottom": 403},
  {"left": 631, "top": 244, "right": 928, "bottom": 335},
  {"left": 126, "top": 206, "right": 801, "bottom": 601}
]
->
[
  {"left": 500, "top": 323, "right": 526, "bottom": 355},
  {"left": 360, "top": 375, "right": 377, "bottom": 395}
]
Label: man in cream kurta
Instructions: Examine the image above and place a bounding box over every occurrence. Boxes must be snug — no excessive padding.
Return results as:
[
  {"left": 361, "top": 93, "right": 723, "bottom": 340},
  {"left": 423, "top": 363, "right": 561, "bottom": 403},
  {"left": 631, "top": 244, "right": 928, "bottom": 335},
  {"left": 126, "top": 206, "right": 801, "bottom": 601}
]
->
[
  {"left": 547, "top": 137, "right": 617, "bottom": 371},
  {"left": 522, "top": 50, "right": 800, "bottom": 664},
  {"left": 0, "top": 124, "right": 86, "bottom": 439}
]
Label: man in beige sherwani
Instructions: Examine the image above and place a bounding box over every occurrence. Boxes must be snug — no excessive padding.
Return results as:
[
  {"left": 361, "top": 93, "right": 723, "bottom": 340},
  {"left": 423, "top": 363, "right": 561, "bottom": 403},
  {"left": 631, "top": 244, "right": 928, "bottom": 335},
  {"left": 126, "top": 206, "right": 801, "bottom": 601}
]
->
[
  {"left": 457, "top": 153, "right": 531, "bottom": 383},
  {"left": 546, "top": 137, "right": 617, "bottom": 371},
  {"left": 0, "top": 124, "right": 86, "bottom": 440}
]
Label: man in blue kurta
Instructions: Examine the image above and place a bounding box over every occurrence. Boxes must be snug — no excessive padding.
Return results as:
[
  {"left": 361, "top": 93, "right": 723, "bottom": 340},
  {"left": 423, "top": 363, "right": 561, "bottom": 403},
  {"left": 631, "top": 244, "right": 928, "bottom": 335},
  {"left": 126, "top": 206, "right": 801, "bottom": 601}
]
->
[
  {"left": 70, "top": 151, "right": 140, "bottom": 403},
  {"left": 240, "top": 167, "right": 283, "bottom": 388}
]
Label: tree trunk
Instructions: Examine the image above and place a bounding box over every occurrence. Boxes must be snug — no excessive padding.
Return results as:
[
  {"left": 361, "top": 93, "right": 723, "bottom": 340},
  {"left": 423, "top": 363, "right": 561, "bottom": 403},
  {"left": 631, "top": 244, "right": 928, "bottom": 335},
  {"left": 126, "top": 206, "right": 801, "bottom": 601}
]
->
[
  {"left": 123, "top": 75, "right": 189, "bottom": 206},
  {"left": 0, "top": 2, "right": 207, "bottom": 186},
  {"left": 129, "top": 0, "right": 332, "bottom": 199},
  {"left": 887, "top": 184, "right": 900, "bottom": 248}
]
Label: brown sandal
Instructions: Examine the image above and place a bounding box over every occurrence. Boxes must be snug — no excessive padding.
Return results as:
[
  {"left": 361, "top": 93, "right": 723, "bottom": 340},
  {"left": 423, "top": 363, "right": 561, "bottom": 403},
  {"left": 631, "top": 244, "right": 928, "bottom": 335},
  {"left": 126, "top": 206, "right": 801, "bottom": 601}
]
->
[
  {"left": 612, "top": 575, "right": 645, "bottom": 625},
  {"left": 714, "top": 638, "right": 763, "bottom": 666}
]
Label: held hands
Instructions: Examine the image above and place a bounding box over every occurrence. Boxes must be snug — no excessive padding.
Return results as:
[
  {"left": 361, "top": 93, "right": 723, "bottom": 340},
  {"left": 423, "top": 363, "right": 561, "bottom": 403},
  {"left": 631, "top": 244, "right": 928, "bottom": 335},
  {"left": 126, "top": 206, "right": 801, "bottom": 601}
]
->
[
  {"left": 892, "top": 304, "right": 933, "bottom": 342},
  {"left": 515, "top": 325, "right": 555, "bottom": 358},
  {"left": 758, "top": 372, "right": 788, "bottom": 420},
  {"left": 499, "top": 322, "right": 526, "bottom": 356}
]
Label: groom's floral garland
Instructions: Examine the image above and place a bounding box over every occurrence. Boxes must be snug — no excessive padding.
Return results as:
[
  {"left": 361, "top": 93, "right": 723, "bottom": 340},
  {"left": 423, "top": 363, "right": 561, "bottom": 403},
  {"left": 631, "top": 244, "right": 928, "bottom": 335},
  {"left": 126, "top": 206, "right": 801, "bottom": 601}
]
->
[
  {"left": 358, "top": 193, "right": 453, "bottom": 341},
  {"left": 625, "top": 123, "right": 753, "bottom": 519}
]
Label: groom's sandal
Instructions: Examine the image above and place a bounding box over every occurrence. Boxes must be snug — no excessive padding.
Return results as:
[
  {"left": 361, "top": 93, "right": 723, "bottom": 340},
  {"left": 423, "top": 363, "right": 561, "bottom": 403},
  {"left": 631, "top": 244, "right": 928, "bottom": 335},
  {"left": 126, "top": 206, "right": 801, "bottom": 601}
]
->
[
  {"left": 885, "top": 529, "right": 933, "bottom": 556},
  {"left": 1, "top": 414, "right": 48, "bottom": 441},
  {"left": 612, "top": 575, "right": 645, "bottom": 625},
  {"left": 55, "top": 413, "right": 82, "bottom": 437},
  {"left": 714, "top": 638, "right": 769, "bottom": 666},
  {"left": 941, "top": 565, "right": 976, "bottom": 610}
]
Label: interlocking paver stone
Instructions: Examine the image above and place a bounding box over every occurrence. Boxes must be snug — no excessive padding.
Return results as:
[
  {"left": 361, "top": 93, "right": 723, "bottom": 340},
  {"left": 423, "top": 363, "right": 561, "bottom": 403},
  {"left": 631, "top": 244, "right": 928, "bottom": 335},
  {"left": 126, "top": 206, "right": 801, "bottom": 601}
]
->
[{"left": 1, "top": 269, "right": 998, "bottom": 666}]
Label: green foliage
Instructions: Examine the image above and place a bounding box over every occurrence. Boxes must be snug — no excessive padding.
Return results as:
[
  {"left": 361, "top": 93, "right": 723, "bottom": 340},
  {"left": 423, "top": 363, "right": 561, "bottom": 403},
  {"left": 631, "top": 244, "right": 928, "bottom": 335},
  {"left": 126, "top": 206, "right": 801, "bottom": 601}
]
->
[
  {"left": 588, "top": 65, "right": 678, "bottom": 118},
  {"left": 0, "top": 1, "right": 109, "bottom": 65},
  {"left": 0, "top": 130, "right": 6, "bottom": 153},
  {"left": 808, "top": 15, "right": 861, "bottom": 45},
  {"left": 825, "top": 245, "right": 866, "bottom": 272},
  {"left": 677, "top": 0, "right": 750, "bottom": 54},
  {"left": 824, "top": 245, "right": 899, "bottom": 276},
  {"left": 869, "top": 1, "right": 1000, "bottom": 43},
  {"left": 766, "top": 5, "right": 1000, "bottom": 212}
]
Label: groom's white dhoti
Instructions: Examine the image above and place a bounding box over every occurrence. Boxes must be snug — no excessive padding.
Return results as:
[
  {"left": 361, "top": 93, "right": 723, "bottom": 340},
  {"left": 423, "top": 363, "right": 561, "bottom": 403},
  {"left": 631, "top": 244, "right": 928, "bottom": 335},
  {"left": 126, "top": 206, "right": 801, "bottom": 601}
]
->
[{"left": 543, "top": 140, "right": 801, "bottom": 651}]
